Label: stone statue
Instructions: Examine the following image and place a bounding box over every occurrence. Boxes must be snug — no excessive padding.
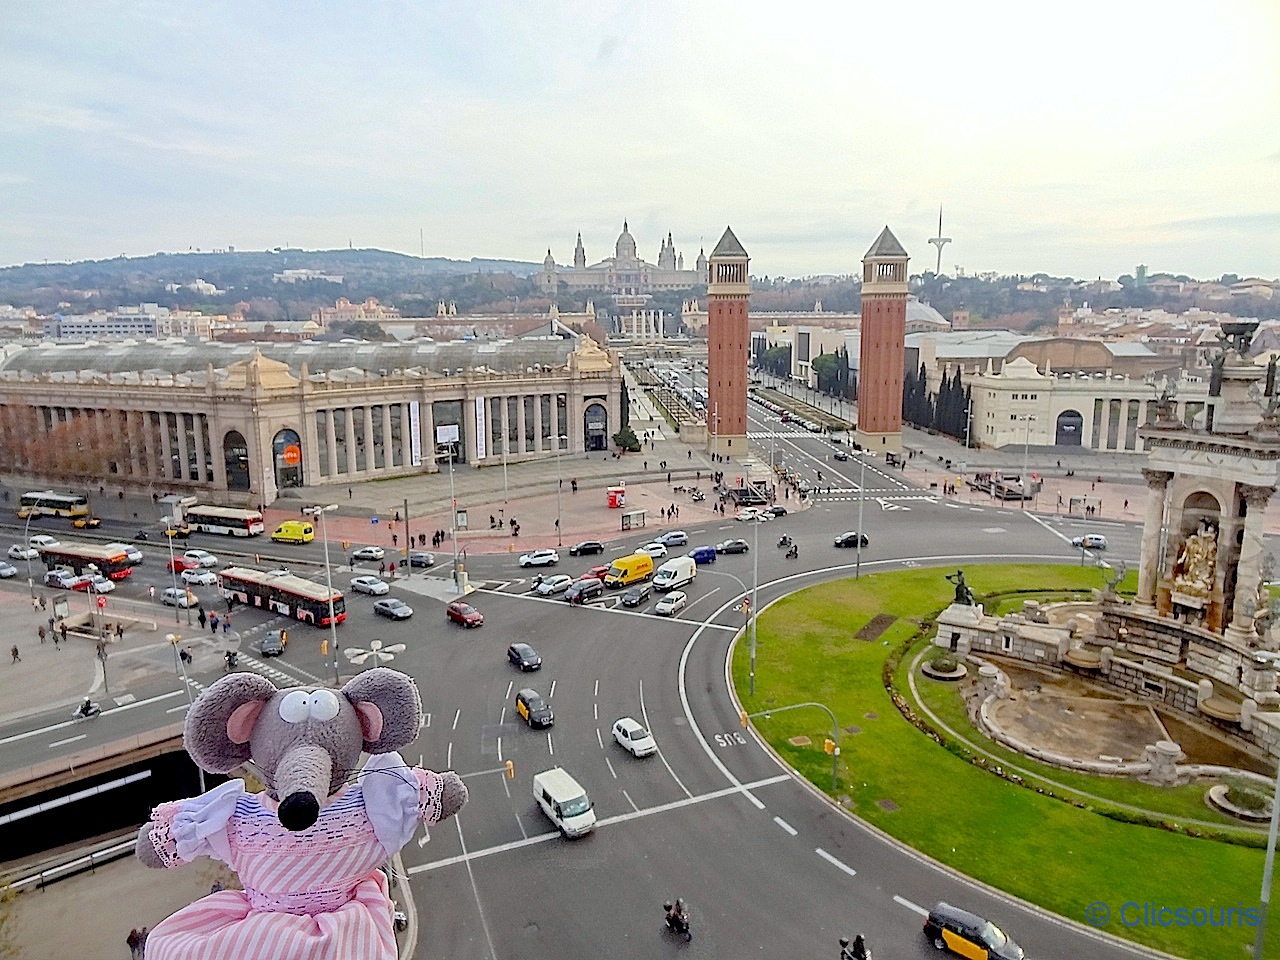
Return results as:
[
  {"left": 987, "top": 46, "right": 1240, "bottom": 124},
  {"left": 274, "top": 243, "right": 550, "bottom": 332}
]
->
[
  {"left": 946, "top": 569, "right": 976, "bottom": 606},
  {"left": 1105, "top": 560, "right": 1127, "bottom": 597},
  {"left": 1173, "top": 521, "right": 1218, "bottom": 600}
]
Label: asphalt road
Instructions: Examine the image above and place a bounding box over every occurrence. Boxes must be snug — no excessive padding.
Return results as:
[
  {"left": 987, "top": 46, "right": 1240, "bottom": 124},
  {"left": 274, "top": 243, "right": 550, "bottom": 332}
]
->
[{"left": 0, "top": 392, "right": 1177, "bottom": 959}]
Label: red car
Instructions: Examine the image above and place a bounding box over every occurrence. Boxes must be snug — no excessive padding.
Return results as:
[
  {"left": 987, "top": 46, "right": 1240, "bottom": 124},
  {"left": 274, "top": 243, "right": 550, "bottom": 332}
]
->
[
  {"left": 167, "top": 556, "right": 200, "bottom": 573},
  {"left": 446, "top": 600, "right": 484, "bottom": 628},
  {"left": 581, "top": 565, "right": 610, "bottom": 582}
]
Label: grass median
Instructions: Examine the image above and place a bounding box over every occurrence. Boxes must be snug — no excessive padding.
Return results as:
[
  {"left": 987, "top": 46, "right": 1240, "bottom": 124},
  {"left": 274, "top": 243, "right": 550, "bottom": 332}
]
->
[{"left": 732, "top": 565, "right": 1274, "bottom": 960}]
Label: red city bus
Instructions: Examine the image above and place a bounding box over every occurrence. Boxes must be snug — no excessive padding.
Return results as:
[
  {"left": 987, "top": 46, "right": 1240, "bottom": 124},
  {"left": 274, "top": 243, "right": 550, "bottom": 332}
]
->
[{"left": 219, "top": 567, "right": 345, "bottom": 626}]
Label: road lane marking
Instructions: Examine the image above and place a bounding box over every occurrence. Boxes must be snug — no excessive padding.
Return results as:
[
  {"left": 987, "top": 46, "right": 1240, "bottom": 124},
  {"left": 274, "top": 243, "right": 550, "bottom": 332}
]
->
[
  {"left": 596, "top": 727, "right": 604, "bottom": 749},
  {"left": 547, "top": 731, "right": 554, "bottom": 755},
  {"left": 504, "top": 680, "right": 513, "bottom": 700},
  {"left": 622, "top": 789, "right": 639, "bottom": 812},
  {"left": 446, "top": 742, "right": 452, "bottom": 768},
  {"left": 593, "top": 701, "right": 597, "bottom": 720},
  {"left": 641, "top": 678, "right": 692, "bottom": 798},
  {"left": 774, "top": 816, "right": 797, "bottom": 836},
  {"left": 408, "top": 774, "right": 791, "bottom": 874},
  {"left": 48, "top": 735, "right": 87, "bottom": 748},
  {"left": 816, "top": 848, "right": 857, "bottom": 877},
  {"left": 604, "top": 754, "right": 618, "bottom": 779},
  {"left": 683, "top": 587, "right": 720, "bottom": 611},
  {"left": 452, "top": 708, "right": 460, "bottom": 730},
  {"left": 0, "top": 690, "right": 185, "bottom": 747},
  {"left": 594, "top": 679, "right": 599, "bottom": 697},
  {"left": 496, "top": 737, "right": 503, "bottom": 763},
  {"left": 165, "top": 704, "right": 190, "bottom": 714},
  {"left": 452, "top": 816, "right": 499, "bottom": 960},
  {"left": 894, "top": 895, "right": 927, "bottom": 916},
  {"left": 549, "top": 679, "right": 556, "bottom": 698}
]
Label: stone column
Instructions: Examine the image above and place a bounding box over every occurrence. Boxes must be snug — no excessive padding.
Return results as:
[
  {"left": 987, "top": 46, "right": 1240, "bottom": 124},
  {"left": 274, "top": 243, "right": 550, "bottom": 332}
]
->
[
  {"left": 1136, "top": 469, "right": 1172, "bottom": 608},
  {"left": 303, "top": 410, "right": 322, "bottom": 482},
  {"left": 421, "top": 399, "right": 436, "bottom": 471},
  {"left": 209, "top": 417, "right": 228, "bottom": 492},
  {"left": 193, "top": 414, "right": 209, "bottom": 483},
  {"left": 1226, "top": 484, "right": 1276, "bottom": 643},
  {"left": 362, "top": 406, "right": 375, "bottom": 473},
  {"left": 567, "top": 389, "right": 583, "bottom": 453},
  {"left": 380, "top": 404, "right": 393, "bottom": 473},
  {"left": 325, "top": 409, "right": 339, "bottom": 477},
  {"left": 343, "top": 408, "right": 358, "bottom": 476},
  {"left": 533, "top": 394, "right": 544, "bottom": 454},
  {"left": 463, "top": 394, "right": 478, "bottom": 465},
  {"left": 175, "top": 412, "right": 191, "bottom": 482},
  {"left": 398, "top": 403, "right": 413, "bottom": 469},
  {"left": 516, "top": 394, "right": 527, "bottom": 456},
  {"left": 495, "top": 395, "right": 507, "bottom": 462}
]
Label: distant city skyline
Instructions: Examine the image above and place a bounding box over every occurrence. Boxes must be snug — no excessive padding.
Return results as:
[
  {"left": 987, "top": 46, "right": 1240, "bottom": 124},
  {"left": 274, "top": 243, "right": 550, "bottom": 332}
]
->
[{"left": 2, "top": 2, "right": 1278, "bottom": 280}]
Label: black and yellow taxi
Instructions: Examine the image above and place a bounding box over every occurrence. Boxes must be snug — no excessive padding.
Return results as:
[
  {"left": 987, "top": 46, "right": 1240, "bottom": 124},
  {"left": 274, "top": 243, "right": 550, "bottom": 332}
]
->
[
  {"left": 515, "top": 688, "right": 554, "bottom": 728},
  {"left": 923, "top": 902, "right": 1024, "bottom": 959}
]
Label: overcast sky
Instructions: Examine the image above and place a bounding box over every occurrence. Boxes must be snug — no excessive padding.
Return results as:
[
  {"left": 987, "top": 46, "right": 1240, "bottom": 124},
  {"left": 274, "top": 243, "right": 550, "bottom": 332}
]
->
[{"left": 3, "top": 1, "right": 1278, "bottom": 280}]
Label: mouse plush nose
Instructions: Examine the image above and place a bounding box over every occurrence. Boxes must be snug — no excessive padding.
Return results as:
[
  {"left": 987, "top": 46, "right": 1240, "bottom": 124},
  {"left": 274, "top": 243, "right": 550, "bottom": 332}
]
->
[{"left": 279, "top": 791, "right": 320, "bottom": 831}]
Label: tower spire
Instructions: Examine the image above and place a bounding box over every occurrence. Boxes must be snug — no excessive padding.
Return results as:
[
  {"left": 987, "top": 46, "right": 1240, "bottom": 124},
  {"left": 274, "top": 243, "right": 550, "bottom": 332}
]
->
[{"left": 928, "top": 205, "right": 952, "bottom": 276}]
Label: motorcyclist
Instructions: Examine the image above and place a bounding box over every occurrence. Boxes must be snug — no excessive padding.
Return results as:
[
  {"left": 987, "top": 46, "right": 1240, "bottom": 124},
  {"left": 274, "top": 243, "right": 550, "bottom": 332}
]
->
[
  {"left": 77, "top": 698, "right": 96, "bottom": 718},
  {"left": 224, "top": 650, "right": 238, "bottom": 670},
  {"left": 777, "top": 534, "right": 791, "bottom": 548},
  {"left": 786, "top": 544, "right": 799, "bottom": 559},
  {"left": 665, "top": 898, "right": 688, "bottom": 931},
  {"left": 851, "top": 933, "right": 870, "bottom": 959}
]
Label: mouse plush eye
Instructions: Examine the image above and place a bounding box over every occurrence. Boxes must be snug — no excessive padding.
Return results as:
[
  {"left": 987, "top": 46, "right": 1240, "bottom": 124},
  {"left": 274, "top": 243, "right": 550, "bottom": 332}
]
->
[
  {"left": 279, "top": 690, "right": 311, "bottom": 724},
  {"left": 308, "top": 689, "right": 341, "bottom": 722}
]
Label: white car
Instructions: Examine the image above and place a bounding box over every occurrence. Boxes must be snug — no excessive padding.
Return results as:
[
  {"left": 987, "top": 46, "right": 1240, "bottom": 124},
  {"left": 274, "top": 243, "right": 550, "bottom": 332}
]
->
[
  {"left": 734, "top": 508, "right": 761, "bottom": 522},
  {"left": 45, "top": 569, "right": 89, "bottom": 590},
  {"left": 637, "top": 542, "right": 668, "bottom": 559},
  {"left": 351, "top": 545, "right": 385, "bottom": 561},
  {"left": 612, "top": 717, "right": 658, "bottom": 757},
  {"left": 181, "top": 568, "right": 218, "bottom": 586},
  {"left": 654, "top": 591, "right": 688, "bottom": 617},
  {"left": 86, "top": 575, "right": 115, "bottom": 593},
  {"left": 350, "top": 575, "right": 391, "bottom": 596},
  {"left": 29, "top": 535, "right": 60, "bottom": 549},
  {"left": 1071, "top": 534, "right": 1108, "bottom": 550},
  {"left": 161, "top": 586, "right": 196, "bottom": 608},
  {"left": 0, "top": 562, "right": 16, "bottom": 578},
  {"left": 106, "top": 542, "right": 144, "bottom": 564},
  {"left": 535, "top": 574, "right": 574, "bottom": 596},
  {"left": 183, "top": 549, "right": 218, "bottom": 567},
  {"left": 8, "top": 544, "right": 38, "bottom": 561},
  {"left": 519, "top": 549, "right": 560, "bottom": 568}
]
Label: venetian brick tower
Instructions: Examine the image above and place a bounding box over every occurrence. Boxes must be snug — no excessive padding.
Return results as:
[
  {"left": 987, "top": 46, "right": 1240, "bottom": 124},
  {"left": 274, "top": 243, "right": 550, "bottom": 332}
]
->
[
  {"left": 855, "top": 226, "right": 909, "bottom": 453},
  {"left": 706, "top": 226, "right": 750, "bottom": 457}
]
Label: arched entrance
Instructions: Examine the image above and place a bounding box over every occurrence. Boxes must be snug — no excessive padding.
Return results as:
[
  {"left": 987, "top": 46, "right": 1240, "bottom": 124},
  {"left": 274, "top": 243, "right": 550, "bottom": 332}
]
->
[
  {"left": 273, "top": 428, "right": 304, "bottom": 489},
  {"left": 1055, "top": 409, "right": 1083, "bottom": 446},
  {"left": 584, "top": 402, "right": 608, "bottom": 452},
  {"left": 223, "top": 430, "right": 250, "bottom": 491}
]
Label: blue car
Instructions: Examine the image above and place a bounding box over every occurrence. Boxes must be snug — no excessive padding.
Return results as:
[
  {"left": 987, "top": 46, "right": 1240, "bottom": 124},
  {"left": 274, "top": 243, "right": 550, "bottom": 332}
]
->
[{"left": 687, "top": 545, "right": 717, "bottom": 564}]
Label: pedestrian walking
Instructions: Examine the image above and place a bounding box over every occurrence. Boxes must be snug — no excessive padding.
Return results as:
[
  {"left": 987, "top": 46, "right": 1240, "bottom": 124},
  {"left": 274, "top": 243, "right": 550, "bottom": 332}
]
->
[
  {"left": 379, "top": 561, "right": 386, "bottom": 576},
  {"left": 222, "top": 616, "right": 231, "bottom": 634},
  {"left": 198, "top": 608, "right": 207, "bottom": 629},
  {"left": 348, "top": 487, "right": 352, "bottom": 499},
  {"left": 116, "top": 622, "right": 124, "bottom": 640},
  {"left": 37, "top": 625, "right": 46, "bottom": 644},
  {"left": 127, "top": 928, "right": 141, "bottom": 959},
  {"left": 209, "top": 613, "right": 219, "bottom": 634},
  {"left": 59, "top": 621, "right": 67, "bottom": 644},
  {"left": 148, "top": 584, "right": 155, "bottom": 601},
  {"left": 53, "top": 631, "right": 60, "bottom": 649},
  {"left": 48, "top": 616, "right": 55, "bottom": 634},
  {"left": 10, "top": 645, "right": 19, "bottom": 664},
  {"left": 389, "top": 562, "right": 397, "bottom": 578},
  {"left": 39, "top": 595, "right": 46, "bottom": 611},
  {"left": 31, "top": 596, "right": 39, "bottom": 612},
  {"left": 392, "top": 533, "right": 398, "bottom": 547}
]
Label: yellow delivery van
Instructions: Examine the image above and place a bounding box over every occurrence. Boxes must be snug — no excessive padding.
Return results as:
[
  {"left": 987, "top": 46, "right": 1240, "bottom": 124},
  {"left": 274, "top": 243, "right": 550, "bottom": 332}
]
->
[{"left": 603, "top": 552, "right": 654, "bottom": 588}]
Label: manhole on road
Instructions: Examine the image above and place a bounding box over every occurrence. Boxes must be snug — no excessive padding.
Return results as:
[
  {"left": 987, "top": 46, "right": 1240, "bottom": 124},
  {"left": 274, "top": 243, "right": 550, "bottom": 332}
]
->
[{"left": 982, "top": 527, "right": 1008, "bottom": 534}]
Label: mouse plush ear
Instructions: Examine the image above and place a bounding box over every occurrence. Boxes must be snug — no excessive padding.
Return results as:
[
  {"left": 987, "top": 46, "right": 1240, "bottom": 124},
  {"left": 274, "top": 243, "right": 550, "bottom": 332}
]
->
[
  {"left": 185, "top": 673, "right": 280, "bottom": 773},
  {"left": 342, "top": 668, "right": 423, "bottom": 753}
]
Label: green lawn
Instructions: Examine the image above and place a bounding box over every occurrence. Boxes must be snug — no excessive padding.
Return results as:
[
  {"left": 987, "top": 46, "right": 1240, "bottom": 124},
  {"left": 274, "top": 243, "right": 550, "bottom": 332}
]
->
[{"left": 734, "top": 566, "right": 1276, "bottom": 960}]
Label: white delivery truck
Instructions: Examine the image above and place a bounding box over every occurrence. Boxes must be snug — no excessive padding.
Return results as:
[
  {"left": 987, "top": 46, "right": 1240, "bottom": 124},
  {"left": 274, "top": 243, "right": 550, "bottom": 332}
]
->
[
  {"left": 532, "top": 767, "right": 596, "bottom": 838},
  {"left": 652, "top": 556, "right": 696, "bottom": 591}
]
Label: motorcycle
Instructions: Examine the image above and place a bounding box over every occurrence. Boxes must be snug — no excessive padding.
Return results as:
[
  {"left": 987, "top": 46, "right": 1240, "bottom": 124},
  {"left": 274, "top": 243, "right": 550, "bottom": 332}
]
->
[
  {"left": 224, "top": 650, "right": 238, "bottom": 672},
  {"left": 691, "top": 491, "right": 705, "bottom": 502},
  {"left": 777, "top": 535, "right": 792, "bottom": 548},
  {"left": 134, "top": 529, "right": 150, "bottom": 541},
  {"left": 530, "top": 574, "right": 545, "bottom": 592},
  {"left": 71, "top": 701, "right": 101, "bottom": 721},
  {"left": 662, "top": 902, "right": 692, "bottom": 942},
  {"left": 785, "top": 545, "right": 799, "bottom": 560}
]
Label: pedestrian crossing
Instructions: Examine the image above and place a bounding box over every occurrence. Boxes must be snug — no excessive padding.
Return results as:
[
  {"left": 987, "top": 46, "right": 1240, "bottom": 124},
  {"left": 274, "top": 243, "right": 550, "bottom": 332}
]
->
[{"left": 748, "top": 430, "right": 828, "bottom": 440}]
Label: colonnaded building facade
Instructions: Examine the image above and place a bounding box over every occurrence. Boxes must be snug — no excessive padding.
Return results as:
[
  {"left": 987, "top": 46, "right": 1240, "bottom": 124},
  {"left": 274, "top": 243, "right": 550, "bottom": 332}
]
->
[
  {"left": 537, "top": 221, "right": 705, "bottom": 297},
  {"left": 0, "top": 336, "right": 621, "bottom": 505}
]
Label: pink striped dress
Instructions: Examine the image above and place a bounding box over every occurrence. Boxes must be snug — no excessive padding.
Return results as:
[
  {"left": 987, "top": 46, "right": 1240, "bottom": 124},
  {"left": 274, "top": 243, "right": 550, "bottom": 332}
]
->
[{"left": 143, "top": 753, "right": 447, "bottom": 960}]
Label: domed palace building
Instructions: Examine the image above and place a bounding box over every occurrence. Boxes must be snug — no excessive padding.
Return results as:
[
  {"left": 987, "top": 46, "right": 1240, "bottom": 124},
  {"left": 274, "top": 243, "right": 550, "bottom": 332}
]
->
[
  {"left": 0, "top": 334, "right": 621, "bottom": 505},
  {"left": 538, "top": 221, "right": 705, "bottom": 296}
]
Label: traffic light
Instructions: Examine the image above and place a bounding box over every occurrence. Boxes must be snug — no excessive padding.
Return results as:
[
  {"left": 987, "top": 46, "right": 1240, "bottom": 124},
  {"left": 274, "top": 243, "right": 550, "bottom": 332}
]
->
[
  {"left": 824, "top": 738, "right": 836, "bottom": 755},
  {"left": 505, "top": 760, "right": 515, "bottom": 780},
  {"left": 740, "top": 709, "right": 749, "bottom": 728}
]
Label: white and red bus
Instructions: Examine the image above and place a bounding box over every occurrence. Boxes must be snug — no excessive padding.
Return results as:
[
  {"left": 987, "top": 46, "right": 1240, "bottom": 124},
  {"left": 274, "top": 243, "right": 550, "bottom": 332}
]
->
[
  {"left": 38, "top": 541, "right": 134, "bottom": 580},
  {"left": 219, "top": 567, "right": 345, "bottom": 626},
  {"left": 184, "top": 505, "right": 266, "bottom": 537}
]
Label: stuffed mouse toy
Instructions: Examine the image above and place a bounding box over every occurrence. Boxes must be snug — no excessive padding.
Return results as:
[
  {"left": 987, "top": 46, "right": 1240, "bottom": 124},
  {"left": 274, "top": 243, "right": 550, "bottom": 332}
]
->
[{"left": 135, "top": 667, "right": 467, "bottom": 960}]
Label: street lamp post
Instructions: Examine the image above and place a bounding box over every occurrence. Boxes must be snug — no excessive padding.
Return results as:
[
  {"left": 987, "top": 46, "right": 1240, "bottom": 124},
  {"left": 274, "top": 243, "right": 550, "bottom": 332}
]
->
[
  {"left": 750, "top": 511, "right": 760, "bottom": 696},
  {"left": 855, "top": 452, "right": 867, "bottom": 579},
  {"left": 22, "top": 509, "right": 37, "bottom": 598},
  {"left": 1251, "top": 652, "right": 1280, "bottom": 960},
  {"left": 166, "top": 632, "right": 206, "bottom": 793},
  {"left": 555, "top": 434, "right": 567, "bottom": 547},
  {"left": 161, "top": 516, "right": 182, "bottom": 624},
  {"left": 304, "top": 504, "right": 341, "bottom": 686},
  {"left": 1016, "top": 414, "right": 1037, "bottom": 509}
]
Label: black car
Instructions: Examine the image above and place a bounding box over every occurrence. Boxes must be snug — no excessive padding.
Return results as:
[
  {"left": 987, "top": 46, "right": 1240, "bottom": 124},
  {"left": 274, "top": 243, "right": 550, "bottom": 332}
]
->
[
  {"left": 832, "top": 450, "right": 849, "bottom": 461},
  {"left": 834, "top": 532, "right": 869, "bottom": 548},
  {"left": 408, "top": 551, "right": 436, "bottom": 568},
  {"left": 515, "top": 687, "right": 554, "bottom": 728},
  {"left": 621, "top": 584, "right": 651, "bottom": 607},
  {"left": 923, "top": 902, "right": 1024, "bottom": 959},
  {"left": 716, "top": 539, "right": 750, "bottom": 555},
  {"left": 564, "top": 578, "right": 605, "bottom": 604},
  {"left": 507, "top": 642, "right": 542, "bottom": 671},
  {"left": 569, "top": 540, "right": 604, "bottom": 556},
  {"left": 768, "top": 505, "right": 788, "bottom": 516}
]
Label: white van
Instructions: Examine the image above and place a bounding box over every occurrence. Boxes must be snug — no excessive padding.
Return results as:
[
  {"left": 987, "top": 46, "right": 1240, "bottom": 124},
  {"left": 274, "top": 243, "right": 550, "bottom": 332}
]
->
[
  {"left": 532, "top": 767, "right": 596, "bottom": 838},
  {"left": 652, "top": 556, "right": 696, "bottom": 592}
]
